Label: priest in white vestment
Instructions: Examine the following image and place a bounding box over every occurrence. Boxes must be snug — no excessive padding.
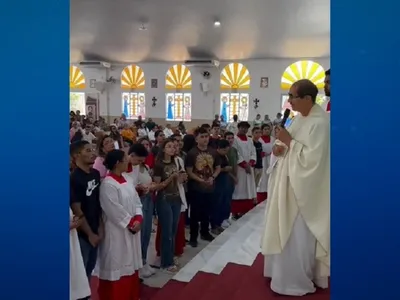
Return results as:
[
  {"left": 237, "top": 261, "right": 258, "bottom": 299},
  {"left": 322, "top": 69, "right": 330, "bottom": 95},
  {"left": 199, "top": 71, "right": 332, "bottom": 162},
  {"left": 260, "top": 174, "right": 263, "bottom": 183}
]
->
[
  {"left": 231, "top": 121, "right": 257, "bottom": 216},
  {"left": 96, "top": 149, "right": 143, "bottom": 300},
  {"left": 256, "top": 123, "right": 274, "bottom": 203},
  {"left": 261, "top": 79, "right": 330, "bottom": 296}
]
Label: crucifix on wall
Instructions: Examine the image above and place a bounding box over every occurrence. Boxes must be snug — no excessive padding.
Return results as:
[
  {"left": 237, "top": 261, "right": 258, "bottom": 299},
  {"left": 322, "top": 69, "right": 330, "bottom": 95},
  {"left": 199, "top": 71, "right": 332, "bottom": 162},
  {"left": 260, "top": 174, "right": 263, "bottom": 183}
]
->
[
  {"left": 253, "top": 98, "right": 260, "bottom": 109},
  {"left": 231, "top": 95, "right": 239, "bottom": 116},
  {"left": 175, "top": 95, "right": 183, "bottom": 118}
]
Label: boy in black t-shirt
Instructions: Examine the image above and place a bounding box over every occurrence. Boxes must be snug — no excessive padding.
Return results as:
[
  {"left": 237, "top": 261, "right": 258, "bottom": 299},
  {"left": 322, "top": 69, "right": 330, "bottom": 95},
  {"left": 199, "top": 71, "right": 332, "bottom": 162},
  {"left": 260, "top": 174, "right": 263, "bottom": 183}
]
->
[
  {"left": 70, "top": 140, "right": 103, "bottom": 279},
  {"left": 252, "top": 127, "right": 263, "bottom": 187},
  {"left": 208, "top": 124, "right": 221, "bottom": 149},
  {"left": 185, "top": 127, "right": 221, "bottom": 247}
]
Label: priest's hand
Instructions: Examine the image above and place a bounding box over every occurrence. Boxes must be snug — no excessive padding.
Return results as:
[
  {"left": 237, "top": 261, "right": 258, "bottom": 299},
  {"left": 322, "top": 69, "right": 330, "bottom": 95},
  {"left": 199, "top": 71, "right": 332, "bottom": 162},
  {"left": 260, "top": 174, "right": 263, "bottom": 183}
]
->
[
  {"left": 276, "top": 126, "right": 292, "bottom": 147},
  {"left": 272, "top": 145, "right": 286, "bottom": 157}
]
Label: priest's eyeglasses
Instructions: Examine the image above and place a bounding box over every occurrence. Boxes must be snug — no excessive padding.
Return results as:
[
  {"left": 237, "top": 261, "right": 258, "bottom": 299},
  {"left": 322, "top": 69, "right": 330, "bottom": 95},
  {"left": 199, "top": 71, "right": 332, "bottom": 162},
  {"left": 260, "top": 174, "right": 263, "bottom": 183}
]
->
[{"left": 287, "top": 93, "right": 301, "bottom": 100}]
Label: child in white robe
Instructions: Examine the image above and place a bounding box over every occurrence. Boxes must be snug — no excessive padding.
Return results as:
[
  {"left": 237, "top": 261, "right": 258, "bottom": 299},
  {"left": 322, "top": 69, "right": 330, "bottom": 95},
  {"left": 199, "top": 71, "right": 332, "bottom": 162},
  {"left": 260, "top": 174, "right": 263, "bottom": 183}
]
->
[{"left": 96, "top": 149, "right": 143, "bottom": 300}]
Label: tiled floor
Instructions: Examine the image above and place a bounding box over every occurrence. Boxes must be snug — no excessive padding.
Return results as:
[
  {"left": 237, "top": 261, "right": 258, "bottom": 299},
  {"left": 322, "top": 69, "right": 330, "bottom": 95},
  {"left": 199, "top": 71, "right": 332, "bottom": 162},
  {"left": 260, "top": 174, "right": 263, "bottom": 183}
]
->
[
  {"left": 174, "top": 202, "right": 265, "bottom": 282},
  {"left": 142, "top": 202, "right": 266, "bottom": 287},
  {"left": 143, "top": 226, "right": 210, "bottom": 288}
]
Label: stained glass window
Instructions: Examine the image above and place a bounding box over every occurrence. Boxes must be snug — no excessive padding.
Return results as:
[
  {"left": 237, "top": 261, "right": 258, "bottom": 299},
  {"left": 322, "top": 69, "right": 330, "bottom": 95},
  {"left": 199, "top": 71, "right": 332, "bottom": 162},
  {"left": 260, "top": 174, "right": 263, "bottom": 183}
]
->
[
  {"left": 281, "top": 60, "right": 325, "bottom": 90},
  {"left": 70, "top": 66, "right": 86, "bottom": 114},
  {"left": 165, "top": 93, "right": 192, "bottom": 122},
  {"left": 281, "top": 60, "right": 327, "bottom": 113},
  {"left": 220, "top": 63, "right": 250, "bottom": 122},
  {"left": 121, "top": 64, "right": 146, "bottom": 119},
  {"left": 70, "top": 66, "right": 86, "bottom": 89},
  {"left": 70, "top": 92, "right": 86, "bottom": 114},
  {"left": 165, "top": 64, "right": 192, "bottom": 121},
  {"left": 122, "top": 92, "right": 146, "bottom": 120}
]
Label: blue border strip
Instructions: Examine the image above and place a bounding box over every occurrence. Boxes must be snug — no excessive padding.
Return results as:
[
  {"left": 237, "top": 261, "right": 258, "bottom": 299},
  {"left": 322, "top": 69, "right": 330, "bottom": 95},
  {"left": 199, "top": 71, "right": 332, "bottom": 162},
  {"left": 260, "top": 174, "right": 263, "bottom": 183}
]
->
[
  {"left": 332, "top": 0, "right": 400, "bottom": 299},
  {"left": 1, "top": 0, "right": 70, "bottom": 298}
]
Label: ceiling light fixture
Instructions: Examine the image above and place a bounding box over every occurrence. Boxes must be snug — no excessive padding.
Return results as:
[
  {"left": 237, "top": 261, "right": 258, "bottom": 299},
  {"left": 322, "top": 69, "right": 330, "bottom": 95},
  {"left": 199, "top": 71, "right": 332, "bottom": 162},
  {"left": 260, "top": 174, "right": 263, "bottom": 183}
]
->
[
  {"left": 139, "top": 23, "right": 147, "bottom": 31},
  {"left": 214, "top": 21, "right": 221, "bottom": 27}
]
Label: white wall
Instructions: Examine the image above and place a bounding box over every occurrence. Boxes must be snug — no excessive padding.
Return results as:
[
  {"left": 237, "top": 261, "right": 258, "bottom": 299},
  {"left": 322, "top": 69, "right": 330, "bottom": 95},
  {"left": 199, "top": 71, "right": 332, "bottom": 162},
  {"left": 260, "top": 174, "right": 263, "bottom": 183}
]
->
[{"left": 71, "top": 58, "right": 330, "bottom": 120}]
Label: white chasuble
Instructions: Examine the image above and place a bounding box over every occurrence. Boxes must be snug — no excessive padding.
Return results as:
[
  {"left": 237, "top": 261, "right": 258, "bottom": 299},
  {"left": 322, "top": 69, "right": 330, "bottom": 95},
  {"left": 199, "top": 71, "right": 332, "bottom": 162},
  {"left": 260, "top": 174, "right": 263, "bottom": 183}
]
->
[
  {"left": 261, "top": 104, "right": 330, "bottom": 295},
  {"left": 96, "top": 174, "right": 143, "bottom": 281},
  {"left": 232, "top": 136, "right": 257, "bottom": 200}
]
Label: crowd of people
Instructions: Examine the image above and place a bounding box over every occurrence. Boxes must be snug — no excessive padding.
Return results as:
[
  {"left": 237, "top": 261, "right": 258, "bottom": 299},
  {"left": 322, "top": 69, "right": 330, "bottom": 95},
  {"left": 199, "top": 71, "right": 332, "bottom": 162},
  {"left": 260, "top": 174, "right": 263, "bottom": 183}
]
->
[
  {"left": 68, "top": 71, "right": 332, "bottom": 300},
  {"left": 69, "top": 110, "right": 280, "bottom": 300}
]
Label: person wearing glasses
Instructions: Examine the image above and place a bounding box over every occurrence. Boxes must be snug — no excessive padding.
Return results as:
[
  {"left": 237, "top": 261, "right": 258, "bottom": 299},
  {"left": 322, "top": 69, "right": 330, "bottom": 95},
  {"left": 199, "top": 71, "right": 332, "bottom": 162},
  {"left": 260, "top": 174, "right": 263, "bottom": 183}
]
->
[{"left": 261, "top": 79, "right": 330, "bottom": 296}]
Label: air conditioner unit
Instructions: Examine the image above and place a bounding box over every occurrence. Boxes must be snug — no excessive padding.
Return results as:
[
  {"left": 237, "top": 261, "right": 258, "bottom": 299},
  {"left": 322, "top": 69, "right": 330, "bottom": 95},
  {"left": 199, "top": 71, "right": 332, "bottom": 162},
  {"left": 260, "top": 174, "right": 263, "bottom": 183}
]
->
[
  {"left": 184, "top": 59, "right": 220, "bottom": 68},
  {"left": 78, "top": 61, "right": 111, "bottom": 68}
]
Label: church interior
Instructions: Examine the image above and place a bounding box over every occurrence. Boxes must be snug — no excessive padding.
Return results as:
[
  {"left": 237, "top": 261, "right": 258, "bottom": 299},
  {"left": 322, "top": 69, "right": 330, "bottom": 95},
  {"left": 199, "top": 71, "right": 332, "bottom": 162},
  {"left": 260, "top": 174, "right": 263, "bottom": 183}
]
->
[{"left": 70, "top": 0, "right": 330, "bottom": 299}]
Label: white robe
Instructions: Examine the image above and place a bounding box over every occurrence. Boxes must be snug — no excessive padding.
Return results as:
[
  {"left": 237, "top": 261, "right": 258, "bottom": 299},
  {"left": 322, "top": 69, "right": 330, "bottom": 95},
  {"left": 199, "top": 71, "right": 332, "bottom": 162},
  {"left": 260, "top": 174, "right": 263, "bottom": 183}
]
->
[
  {"left": 232, "top": 135, "right": 257, "bottom": 200},
  {"left": 261, "top": 104, "right": 330, "bottom": 296},
  {"left": 70, "top": 209, "right": 91, "bottom": 300},
  {"left": 96, "top": 175, "right": 143, "bottom": 281},
  {"left": 257, "top": 136, "right": 274, "bottom": 193}
]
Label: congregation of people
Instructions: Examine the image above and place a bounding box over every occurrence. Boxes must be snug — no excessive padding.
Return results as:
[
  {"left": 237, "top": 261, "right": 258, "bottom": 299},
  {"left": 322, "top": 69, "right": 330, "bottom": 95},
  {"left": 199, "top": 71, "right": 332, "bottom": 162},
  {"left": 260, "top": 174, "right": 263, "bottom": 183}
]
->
[
  {"left": 69, "top": 110, "right": 280, "bottom": 300},
  {"left": 69, "top": 69, "right": 331, "bottom": 300}
]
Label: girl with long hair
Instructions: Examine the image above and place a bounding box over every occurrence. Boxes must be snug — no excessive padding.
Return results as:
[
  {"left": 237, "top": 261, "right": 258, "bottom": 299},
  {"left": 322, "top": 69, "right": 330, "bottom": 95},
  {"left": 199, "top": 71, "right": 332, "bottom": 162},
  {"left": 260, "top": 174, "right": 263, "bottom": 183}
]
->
[
  {"left": 152, "top": 139, "right": 187, "bottom": 273},
  {"left": 96, "top": 149, "right": 143, "bottom": 300},
  {"left": 109, "top": 124, "right": 124, "bottom": 149},
  {"left": 93, "top": 135, "right": 115, "bottom": 179}
]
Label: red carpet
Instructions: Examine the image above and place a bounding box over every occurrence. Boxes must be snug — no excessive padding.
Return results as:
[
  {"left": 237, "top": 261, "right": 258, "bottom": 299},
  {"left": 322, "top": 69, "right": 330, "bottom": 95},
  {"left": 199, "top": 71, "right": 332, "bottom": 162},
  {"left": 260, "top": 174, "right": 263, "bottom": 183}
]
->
[
  {"left": 90, "top": 254, "right": 329, "bottom": 299},
  {"left": 90, "top": 276, "right": 160, "bottom": 300}
]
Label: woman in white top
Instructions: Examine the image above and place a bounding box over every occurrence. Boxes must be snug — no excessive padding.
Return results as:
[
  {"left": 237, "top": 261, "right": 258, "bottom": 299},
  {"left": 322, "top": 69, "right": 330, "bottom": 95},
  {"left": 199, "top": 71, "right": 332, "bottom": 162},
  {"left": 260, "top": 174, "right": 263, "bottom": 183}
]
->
[
  {"left": 82, "top": 126, "right": 97, "bottom": 144},
  {"left": 70, "top": 209, "right": 91, "bottom": 300},
  {"left": 253, "top": 114, "right": 262, "bottom": 127},
  {"left": 96, "top": 149, "right": 143, "bottom": 300},
  {"left": 138, "top": 122, "right": 149, "bottom": 138}
]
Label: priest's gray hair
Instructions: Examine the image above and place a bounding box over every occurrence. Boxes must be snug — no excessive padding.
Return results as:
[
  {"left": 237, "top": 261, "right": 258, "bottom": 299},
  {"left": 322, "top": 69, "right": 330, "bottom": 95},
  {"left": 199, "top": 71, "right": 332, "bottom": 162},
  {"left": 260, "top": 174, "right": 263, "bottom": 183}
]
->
[{"left": 293, "top": 79, "right": 318, "bottom": 103}]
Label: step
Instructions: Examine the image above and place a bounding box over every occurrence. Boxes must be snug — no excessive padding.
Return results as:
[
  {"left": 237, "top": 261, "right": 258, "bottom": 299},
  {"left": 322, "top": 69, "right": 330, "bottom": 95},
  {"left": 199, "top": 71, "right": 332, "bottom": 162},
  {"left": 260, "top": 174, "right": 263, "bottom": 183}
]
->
[
  {"left": 197, "top": 262, "right": 249, "bottom": 300},
  {"left": 89, "top": 276, "right": 159, "bottom": 300},
  {"left": 174, "top": 271, "right": 219, "bottom": 300},
  {"left": 232, "top": 254, "right": 330, "bottom": 300},
  {"left": 199, "top": 205, "right": 265, "bottom": 274},
  {"left": 149, "top": 279, "right": 187, "bottom": 300},
  {"left": 173, "top": 202, "right": 266, "bottom": 283}
]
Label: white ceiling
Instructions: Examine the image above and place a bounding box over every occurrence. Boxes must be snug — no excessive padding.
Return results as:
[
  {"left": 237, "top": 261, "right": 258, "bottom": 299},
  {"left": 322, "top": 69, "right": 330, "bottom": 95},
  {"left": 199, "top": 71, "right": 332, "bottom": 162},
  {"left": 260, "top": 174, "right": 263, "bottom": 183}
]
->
[{"left": 70, "top": 0, "right": 330, "bottom": 63}]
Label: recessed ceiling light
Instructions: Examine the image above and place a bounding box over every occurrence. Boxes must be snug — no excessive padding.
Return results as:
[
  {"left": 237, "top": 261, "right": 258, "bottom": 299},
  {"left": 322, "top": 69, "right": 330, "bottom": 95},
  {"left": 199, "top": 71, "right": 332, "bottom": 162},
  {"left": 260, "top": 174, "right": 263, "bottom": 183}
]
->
[{"left": 214, "top": 21, "right": 221, "bottom": 27}]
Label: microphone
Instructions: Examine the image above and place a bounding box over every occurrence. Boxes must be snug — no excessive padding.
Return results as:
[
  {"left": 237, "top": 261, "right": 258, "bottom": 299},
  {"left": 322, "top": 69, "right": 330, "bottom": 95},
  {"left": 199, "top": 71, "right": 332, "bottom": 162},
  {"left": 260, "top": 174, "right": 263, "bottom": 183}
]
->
[{"left": 280, "top": 109, "right": 291, "bottom": 128}]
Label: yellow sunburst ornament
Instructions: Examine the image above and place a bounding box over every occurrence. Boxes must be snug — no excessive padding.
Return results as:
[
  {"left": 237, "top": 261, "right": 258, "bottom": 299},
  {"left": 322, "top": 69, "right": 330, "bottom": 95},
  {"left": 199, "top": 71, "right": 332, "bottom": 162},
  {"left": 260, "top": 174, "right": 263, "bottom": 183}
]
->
[
  {"left": 166, "top": 64, "right": 192, "bottom": 90},
  {"left": 70, "top": 66, "right": 86, "bottom": 89},
  {"left": 281, "top": 60, "right": 325, "bottom": 90},
  {"left": 121, "top": 64, "right": 145, "bottom": 90},
  {"left": 220, "top": 63, "right": 250, "bottom": 90}
]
